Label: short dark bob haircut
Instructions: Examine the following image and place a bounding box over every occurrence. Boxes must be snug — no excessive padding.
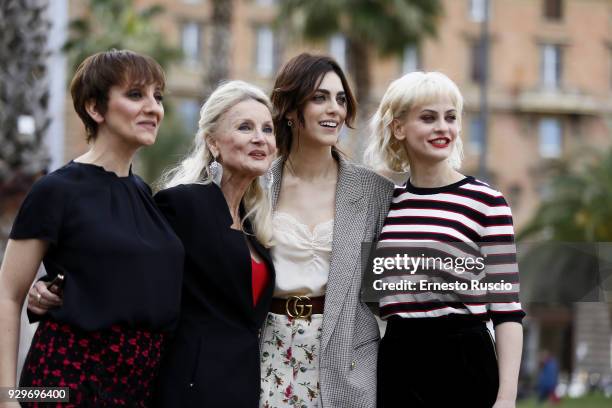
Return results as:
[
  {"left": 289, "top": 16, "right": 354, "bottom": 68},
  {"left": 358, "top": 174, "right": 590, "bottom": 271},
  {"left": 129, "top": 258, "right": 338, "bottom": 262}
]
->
[
  {"left": 70, "top": 49, "right": 166, "bottom": 141},
  {"left": 271, "top": 53, "right": 357, "bottom": 157}
]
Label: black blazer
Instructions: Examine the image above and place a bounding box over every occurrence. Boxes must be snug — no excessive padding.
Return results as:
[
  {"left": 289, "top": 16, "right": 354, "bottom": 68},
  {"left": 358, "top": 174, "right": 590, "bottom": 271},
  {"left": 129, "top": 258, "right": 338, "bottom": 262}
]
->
[{"left": 154, "top": 183, "right": 274, "bottom": 408}]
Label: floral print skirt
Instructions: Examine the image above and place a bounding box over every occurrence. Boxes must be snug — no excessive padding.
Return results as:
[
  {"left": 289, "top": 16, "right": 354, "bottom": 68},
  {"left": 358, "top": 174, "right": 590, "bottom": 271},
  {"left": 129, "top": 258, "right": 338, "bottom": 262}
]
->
[
  {"left": 19, "top": 319, "right": 165, "bottom": 407},
  {"left": 260, "top": 313, "right": 323, "bottom": 408}
]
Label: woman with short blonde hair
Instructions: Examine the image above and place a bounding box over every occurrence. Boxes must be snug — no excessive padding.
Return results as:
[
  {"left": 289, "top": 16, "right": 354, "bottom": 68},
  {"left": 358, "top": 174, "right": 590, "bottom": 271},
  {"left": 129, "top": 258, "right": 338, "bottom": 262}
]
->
[
  {"left": 366, "top": 71, "right": 524, "bottom": 408},
  {"left": 364, "top": 71, "right": 464, "bottom": 174}
]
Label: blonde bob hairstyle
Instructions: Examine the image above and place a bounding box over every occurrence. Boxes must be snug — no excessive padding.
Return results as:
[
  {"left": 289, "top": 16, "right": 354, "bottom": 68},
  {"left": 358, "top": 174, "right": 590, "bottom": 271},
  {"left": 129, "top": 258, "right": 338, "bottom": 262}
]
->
[
  {"left": 364, "top": 71, "right": 464, "bottom": 173},
  {"left": 159, "top": 80, "right": 274, "bottom": 247}
]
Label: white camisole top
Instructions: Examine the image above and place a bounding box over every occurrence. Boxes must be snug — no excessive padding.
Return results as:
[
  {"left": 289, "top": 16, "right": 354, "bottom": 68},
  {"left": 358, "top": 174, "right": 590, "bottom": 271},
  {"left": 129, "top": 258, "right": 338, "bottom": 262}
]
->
[{"left": 271, "top": 211, "right": 333, "bottom": 298}]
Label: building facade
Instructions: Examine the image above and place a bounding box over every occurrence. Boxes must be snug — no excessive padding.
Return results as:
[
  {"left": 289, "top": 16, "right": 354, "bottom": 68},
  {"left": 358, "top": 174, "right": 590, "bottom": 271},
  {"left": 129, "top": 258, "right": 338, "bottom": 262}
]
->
[
  {"left": 56, "top": 0, "right": 612, "bottom": 383},
  {"left": 81, "top": 0, "right": 612, "bottom": 230}
]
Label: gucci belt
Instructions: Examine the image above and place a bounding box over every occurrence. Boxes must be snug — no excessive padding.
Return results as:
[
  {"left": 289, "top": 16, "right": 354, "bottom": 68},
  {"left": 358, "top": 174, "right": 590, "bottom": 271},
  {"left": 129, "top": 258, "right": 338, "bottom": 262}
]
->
[{"left": 270, "top": 296, "right": 325, "bottom": 318}]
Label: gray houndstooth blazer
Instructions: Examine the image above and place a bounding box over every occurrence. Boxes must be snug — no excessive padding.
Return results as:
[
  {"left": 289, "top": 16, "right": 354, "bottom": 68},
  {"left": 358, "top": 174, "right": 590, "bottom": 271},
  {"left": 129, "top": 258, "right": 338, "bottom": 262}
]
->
[{"left": 269, "top": 154, "right": 394, "bottom": 407}]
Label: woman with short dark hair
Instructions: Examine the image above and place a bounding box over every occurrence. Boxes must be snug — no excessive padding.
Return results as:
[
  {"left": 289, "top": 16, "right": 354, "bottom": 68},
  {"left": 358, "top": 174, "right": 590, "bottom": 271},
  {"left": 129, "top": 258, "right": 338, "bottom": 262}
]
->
[{"left": 0, "top": 49, "right": 185, "bottom": 406}]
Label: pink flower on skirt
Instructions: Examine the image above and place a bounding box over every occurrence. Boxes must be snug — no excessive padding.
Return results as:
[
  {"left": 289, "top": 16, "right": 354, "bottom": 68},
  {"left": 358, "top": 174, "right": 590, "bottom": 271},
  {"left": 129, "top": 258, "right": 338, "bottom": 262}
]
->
[{"left": 284, "top": 384, "right": 293, "bottom": 398}]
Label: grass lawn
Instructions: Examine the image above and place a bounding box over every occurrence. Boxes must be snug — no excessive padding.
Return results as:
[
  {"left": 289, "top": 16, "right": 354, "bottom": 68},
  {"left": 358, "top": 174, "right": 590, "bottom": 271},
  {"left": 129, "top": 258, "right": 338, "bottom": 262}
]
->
[{"left": 517, "top": 393, "right": 611, "bottom": 408}]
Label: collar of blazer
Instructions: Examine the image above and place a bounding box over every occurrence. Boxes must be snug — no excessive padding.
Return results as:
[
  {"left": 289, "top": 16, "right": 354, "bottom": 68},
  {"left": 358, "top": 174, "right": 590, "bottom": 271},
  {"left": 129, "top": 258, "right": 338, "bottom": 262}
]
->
[{"left": 270, "top": 153, "right": 368, "bottom": 353}]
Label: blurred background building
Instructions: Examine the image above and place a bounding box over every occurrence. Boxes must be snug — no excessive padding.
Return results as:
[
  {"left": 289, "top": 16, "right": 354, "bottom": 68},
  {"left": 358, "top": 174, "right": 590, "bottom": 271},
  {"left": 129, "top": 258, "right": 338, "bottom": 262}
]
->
[
  {"left": 2, "top": 0, "right": 612, "bottom": 402},
  {"left": 57, "top": 0, "right": 612, "bottom": 230}
]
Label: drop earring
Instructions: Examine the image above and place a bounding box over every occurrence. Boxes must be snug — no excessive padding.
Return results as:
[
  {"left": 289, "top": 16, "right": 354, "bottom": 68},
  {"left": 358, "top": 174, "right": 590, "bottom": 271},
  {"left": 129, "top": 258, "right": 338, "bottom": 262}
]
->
[
  {"left": 209, "top": 157, "right": 223, "bottom": 186},
  {"left": 259, "top": 168, "right": 274, "bottom": 190}
]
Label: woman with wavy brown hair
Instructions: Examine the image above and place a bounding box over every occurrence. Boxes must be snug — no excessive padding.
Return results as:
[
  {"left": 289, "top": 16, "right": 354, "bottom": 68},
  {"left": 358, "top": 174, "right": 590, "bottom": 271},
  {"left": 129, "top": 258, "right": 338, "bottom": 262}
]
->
[{"left": 259, "top": 53, "right": 393, "bottom": 408}]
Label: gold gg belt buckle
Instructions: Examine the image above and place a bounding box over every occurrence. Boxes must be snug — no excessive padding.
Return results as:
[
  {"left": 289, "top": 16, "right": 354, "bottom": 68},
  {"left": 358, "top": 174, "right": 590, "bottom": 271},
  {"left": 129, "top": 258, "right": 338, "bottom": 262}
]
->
[{"left": 285, "top": 295, "right": 313, "bottom": 319}]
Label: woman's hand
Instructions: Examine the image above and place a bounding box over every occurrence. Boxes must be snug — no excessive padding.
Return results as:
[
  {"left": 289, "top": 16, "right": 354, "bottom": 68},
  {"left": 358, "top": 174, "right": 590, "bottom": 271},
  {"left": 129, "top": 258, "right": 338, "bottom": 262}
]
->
[{"left": 27, "top": 280, "right": 62, "bottom": 315}]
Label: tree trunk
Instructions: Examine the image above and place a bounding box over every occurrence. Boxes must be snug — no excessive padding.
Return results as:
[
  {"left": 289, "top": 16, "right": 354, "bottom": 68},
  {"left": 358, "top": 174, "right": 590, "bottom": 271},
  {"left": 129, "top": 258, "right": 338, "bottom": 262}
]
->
[
  {"left": 204, "top": 0, "right": 233, "bottom": 97},
  {"left": 0, "top": 0, "right": 51, "bottom": 261},
  {"left": 347, "top": 35, "right": 371, "bottom": 111},
  {"left": 346, "top": 36, "right": 371, "bottom": 158}
]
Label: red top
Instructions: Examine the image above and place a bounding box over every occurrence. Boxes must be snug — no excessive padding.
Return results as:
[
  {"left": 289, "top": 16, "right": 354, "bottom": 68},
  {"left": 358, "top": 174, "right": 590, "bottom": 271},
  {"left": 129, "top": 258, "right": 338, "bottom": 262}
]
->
[{"left": 251, "top": 258, "right": 270, "bottom": 306}]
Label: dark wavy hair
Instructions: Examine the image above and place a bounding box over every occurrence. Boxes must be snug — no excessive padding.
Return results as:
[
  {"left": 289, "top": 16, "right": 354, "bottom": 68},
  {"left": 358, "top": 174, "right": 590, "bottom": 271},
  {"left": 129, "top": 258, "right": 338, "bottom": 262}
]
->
[{"left": 271, "top": 53, "right": 357, "bottom": 157}]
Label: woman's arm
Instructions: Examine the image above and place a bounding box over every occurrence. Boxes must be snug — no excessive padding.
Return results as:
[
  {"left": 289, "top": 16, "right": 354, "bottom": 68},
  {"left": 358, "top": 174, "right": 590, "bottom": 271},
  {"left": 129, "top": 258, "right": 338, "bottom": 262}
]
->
[
  {"left": 0, "top": 239, "right": 47, "bottom": 387},
  {"left": 493, "top": 321, "right": 523, "bottom": 408}
]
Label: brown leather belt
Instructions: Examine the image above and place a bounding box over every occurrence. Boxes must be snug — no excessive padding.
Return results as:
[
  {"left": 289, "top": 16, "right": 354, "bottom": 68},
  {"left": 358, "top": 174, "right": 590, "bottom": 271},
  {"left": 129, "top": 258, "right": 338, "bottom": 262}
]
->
[{"left": 270, "top": 296, "right": 325, "bottom": 318}]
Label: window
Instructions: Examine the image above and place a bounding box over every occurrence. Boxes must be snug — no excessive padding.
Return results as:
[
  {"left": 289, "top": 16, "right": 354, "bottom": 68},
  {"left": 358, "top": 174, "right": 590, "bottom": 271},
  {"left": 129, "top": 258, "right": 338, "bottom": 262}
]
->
[
  {"left": 543, "top": 0, "right": 563, "bottom": 21},
  {"left": 256, "top": 26, "right": 275, "bottom": 77},
  {"left": 470, "top": 40, "right": 485, "bottom": 83},
  {"left": 539, "top": 118, "right": 562, "bottom": 158},
  {"left": 541, "top": 44, "right": 562, "bottom": 89},
  {"left": 469, "top": 0, "right": 487, "bottom": 22},
  {"left": 181, "top": 22, "right": 201, "bottom": 64},
  {"left": 402, "top": 45, "right": 419, "bottom": 74},
  {"left": 469, "top": 116, "right": 484, "bottom": 154},
  {"left": 329, "top": 34, "right": 347, "bottom": 69},
  {"left": 178, "top": 99, "right": 201, "bottom": 134}
]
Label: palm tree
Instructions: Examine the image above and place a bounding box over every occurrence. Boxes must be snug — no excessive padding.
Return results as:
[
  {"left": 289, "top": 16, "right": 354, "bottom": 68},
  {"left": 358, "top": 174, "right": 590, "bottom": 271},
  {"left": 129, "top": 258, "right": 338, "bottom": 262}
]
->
[
  {"left": 0, "top": 0, "right": 52, "bottom": 257},
  {"left": 520, "top": 150, "right": 612, "bottom": 242},
  {"left": 277, "top": 0, "right": 442, "bottom": 109},
  {"left": 519, "top": 147, "right": 612, "bottom": 302},
  {"left": 519, "top": 147, "right": 612, "bottom": 378}
]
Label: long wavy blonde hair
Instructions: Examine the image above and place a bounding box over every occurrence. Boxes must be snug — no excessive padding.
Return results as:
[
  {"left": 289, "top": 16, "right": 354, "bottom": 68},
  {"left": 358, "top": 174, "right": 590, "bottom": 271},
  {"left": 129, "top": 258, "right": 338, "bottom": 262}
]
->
[
  {"left": 364, "top": 71, "right": 464, "bottom": 173},
  {"left": 159, "top": 80, "right": 274, "bottom": 247}
]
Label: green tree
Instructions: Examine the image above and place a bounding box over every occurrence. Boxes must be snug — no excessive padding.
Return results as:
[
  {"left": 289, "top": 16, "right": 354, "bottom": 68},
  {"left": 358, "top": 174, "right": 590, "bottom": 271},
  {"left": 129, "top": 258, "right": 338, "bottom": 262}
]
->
[
  {"left": 64, "top": 0, "right": 190, "bottom": 183},
  {"left": 277, "top": 0, "right": 442, "bottom": 108},
  {"left": 0, "top": 0, "right": 52, "bottom": 257},
  {"left": 519, "top": 148, "right": 612, "bottom": 378},
  {"left": 518, "top": 148, "right": 612, "bottom": 302},
  {"left": 63, "top": 0, "right": 179, "bottom": 72},
  {"left": 520, "top": 149, "right": 612, "bottom": 242}
]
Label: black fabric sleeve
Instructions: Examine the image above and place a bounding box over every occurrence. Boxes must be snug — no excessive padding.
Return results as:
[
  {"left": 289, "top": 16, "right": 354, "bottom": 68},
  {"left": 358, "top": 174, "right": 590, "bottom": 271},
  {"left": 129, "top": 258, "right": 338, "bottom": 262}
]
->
[
  {"left": 10, "top": 175, "right": 66, "bottom": 243},
  {"left": 154, "top": 186, "right": 185, "bottom": 234}
]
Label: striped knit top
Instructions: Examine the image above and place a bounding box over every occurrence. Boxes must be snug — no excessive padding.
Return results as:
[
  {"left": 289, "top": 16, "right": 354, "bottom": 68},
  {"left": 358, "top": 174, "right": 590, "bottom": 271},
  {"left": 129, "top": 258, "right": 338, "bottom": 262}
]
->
[{"left": 377, "top": 175, "right": 525, "bottom": 326}]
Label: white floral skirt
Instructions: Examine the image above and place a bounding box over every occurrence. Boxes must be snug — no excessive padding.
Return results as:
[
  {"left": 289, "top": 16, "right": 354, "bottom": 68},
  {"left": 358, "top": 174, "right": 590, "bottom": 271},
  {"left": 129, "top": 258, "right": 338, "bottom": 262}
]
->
[{"left": 259, "top": 312, "right": 323, "bottom": 408}]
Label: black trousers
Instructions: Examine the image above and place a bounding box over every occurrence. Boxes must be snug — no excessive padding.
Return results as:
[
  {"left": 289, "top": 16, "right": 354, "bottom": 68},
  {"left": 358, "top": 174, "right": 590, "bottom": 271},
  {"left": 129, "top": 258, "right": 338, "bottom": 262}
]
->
[{"left": 377, "top": 315, "right": 499, "bottom": 408}]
